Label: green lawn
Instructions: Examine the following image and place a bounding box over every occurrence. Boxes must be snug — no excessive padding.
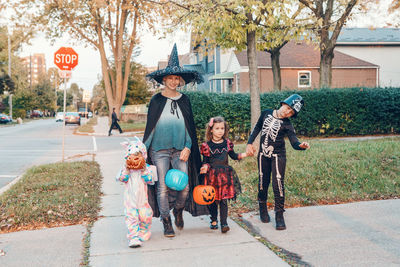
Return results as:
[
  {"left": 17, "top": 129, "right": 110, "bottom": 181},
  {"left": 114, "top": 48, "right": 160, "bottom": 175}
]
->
[
  {"left": 120, "top": 121, "right": 146, "bottom": 132},
  {"left": 77, "top": 117, "right": 98, "bottom": 133},
  {"left": 0, "top": 161, "right": 102, "bottom": 233},
  {"left": 230, "top": 137, "right": 400, "bottom": 214}
]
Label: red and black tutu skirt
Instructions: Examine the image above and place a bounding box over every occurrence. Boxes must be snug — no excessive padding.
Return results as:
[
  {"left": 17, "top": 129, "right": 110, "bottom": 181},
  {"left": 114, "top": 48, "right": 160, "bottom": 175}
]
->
[{"left": 204, "top": 165, "right": 242, "bottom": 201}]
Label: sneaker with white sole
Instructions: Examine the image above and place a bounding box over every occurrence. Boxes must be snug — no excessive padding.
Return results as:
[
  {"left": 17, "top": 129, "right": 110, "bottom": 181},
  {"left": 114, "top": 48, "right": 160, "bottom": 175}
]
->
[{"left": 128, "top": 239, "right": 142, "bottom": 248}]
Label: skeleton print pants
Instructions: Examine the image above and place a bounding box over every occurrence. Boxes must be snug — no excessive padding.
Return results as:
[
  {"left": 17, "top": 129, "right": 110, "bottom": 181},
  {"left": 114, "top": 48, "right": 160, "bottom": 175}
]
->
[
  {"left": 257, "top": 153, "right": 286, "bottom": 213},
  {"left": 125, "top": 203, "right": 153, "bottom": 242}
]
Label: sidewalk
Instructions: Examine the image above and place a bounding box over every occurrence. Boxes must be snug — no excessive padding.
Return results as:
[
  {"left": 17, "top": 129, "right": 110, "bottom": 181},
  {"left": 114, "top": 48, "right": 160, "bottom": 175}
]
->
[
  {"left": 242, "top": 199, "right": 400, "bottom": 266},
  {"left": 90, "top": 116, "right": 143, "bottom": 137},
  {"left": 89, "top": 148, "right": 288, "bottom": 266}
]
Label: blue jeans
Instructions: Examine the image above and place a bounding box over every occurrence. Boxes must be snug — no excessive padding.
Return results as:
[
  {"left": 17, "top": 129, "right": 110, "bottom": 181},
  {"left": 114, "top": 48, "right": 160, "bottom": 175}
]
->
[{"left": 150, "top": 148, "right": 189, "bottom": 219}]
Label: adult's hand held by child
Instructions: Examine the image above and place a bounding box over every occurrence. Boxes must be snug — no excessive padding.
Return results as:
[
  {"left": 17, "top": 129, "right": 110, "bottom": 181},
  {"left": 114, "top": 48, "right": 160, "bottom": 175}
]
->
[
  {"left": 299, "top": 142, "right": 310, "bottom": 149},
  {"left": 199, "top": 164, "right": 208, "bottom": 174},
  {"left": 180, "top": 147, "right": 191, "bottom": 162}
]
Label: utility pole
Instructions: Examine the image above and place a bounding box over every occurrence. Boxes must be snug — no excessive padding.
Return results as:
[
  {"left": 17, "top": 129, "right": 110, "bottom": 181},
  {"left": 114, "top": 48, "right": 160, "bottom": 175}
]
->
[
  {"left": 8, "top": 28, "right": 13, "bottom": 119},
  {"left": 29, "top": 54, "right": 32, "bottom": 90}
]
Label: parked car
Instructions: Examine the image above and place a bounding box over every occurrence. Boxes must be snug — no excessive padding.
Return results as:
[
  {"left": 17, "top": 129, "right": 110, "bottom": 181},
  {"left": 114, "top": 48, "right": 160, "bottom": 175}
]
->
[
  {"left": 0, "top": 113, "right": 12, "bottom": 124},
  {"left": 65, "top": 112, "right": 81, "bottom": 125},
  {"left": 88, "top": 112, "right": 93, "bottom": 118},
  {"left": 30, "top": 110, "right": 43, "bottom": 118},
  {"left": 55, "top": 112, "right": 64, "bottom": 122}
]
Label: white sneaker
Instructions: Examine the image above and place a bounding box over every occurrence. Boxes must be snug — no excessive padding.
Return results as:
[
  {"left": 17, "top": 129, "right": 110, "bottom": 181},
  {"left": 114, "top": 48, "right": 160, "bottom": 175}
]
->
[{"left": 128, "top": 239, "right": 142, "bottom": 248}]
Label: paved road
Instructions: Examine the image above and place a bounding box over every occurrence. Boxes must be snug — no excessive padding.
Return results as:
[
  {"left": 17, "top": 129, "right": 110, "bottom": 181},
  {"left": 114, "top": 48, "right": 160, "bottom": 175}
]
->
[{"left": 0, "top": 119, "right": 96, "bottom": 189}]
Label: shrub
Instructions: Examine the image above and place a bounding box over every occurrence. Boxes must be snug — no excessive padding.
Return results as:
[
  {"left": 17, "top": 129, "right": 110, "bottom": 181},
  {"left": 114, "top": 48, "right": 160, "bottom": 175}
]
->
[
  {"left": 13, "top": 109, "right": 26, "bottom": 119},
  {"left": 185, "top": 87, "right": 400, "bottom": 140}
]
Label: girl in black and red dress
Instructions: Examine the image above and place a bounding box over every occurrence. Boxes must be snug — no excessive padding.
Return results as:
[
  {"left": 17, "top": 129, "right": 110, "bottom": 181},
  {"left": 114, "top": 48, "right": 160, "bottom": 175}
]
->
[{"left": 199, "top": 116, "right": 249, "bottom": 233}]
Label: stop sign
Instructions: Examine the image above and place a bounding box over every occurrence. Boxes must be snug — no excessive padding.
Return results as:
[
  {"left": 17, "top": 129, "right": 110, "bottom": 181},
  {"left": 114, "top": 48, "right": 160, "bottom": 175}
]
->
[{"left": 54, "top": 47, "right": 78, "bottom": 71}]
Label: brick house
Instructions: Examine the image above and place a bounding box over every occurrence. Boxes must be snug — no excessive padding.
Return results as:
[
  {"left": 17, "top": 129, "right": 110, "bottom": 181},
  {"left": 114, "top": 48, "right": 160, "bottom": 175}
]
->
[{"left": 228, "top": 41, "right": 378, "bottom": 93}]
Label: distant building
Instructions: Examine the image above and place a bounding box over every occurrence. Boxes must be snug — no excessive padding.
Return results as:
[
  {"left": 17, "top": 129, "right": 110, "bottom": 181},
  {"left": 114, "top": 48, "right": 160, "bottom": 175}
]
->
[
  {"left": 229, "top": 41, "right": 378, "bottom": 92},
  {"left": 335, "top": 28, "right": 400, "bottom": 87},
  {"left": 21, "top": 53, "right": 47, "bottom": 86}
]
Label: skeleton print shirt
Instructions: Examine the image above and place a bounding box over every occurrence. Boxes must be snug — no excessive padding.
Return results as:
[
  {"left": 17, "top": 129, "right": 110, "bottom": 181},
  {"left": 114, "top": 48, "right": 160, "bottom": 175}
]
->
[{"left": 248, "top": 109, "right": 304, "bottom": 157}]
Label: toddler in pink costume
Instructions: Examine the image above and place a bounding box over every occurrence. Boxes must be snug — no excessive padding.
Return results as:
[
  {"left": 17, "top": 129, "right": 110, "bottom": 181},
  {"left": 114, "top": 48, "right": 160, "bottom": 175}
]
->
[{"left": 116, "top": 137, "right": 156, "bottom": 248}]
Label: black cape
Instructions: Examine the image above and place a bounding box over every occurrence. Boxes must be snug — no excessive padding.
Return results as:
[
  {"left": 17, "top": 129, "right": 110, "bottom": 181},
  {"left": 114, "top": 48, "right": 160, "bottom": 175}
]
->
[{"left": 143, "top": 92, "right": 209, "bottom": 217}]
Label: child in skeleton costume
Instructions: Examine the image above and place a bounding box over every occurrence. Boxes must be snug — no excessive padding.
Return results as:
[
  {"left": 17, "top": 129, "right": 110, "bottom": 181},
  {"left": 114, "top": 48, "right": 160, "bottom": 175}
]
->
[
  {"left": 200, "top": 117, "right": 249, "bottom": 233},
  {"left": 116, "top": 137, "right": 156, "bottom": 248},
  {"left": 246, "top": 94, "right": 310, "bottom": 230}
]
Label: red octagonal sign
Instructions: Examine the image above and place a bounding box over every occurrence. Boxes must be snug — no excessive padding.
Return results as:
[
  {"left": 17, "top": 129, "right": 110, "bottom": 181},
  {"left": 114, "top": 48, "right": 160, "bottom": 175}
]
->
[{"left": 54, "top": 47, "right": 78, "bottom": 71}]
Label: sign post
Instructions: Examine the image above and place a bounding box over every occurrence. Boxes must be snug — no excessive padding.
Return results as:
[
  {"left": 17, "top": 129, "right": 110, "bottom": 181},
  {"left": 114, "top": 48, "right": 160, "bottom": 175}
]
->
[
  {"left": 82, "top": 90, "right": 91, "bottom": 119},
  {"left": 54, "top": 47, "right": 78, "bottom": 162}
]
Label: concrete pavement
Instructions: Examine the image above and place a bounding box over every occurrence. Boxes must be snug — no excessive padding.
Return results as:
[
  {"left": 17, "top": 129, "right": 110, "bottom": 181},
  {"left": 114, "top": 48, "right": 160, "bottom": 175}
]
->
[
  {"left": 0, "top": 225, "right": 86, "bottom": 267},
  {"left": 242, "top": 199, "right": 400, "bottom": 266},
  {"left": 89, "top": 138, "right": 288, "bottom": 266},
  {"left": 88, "top": 116, "right": 143, "bottom": 137}
]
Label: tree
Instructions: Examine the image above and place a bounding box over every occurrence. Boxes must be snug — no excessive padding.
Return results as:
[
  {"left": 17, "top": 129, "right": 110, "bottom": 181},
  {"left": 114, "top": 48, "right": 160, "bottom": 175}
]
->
[
  {"left": 261, "top": 1, "right": 307, "bottom": 91},
  {"left": 124, "top": 63, "right": 152, "bottom": 105},
  {"left": 169, "top": 0, "right": 304, "bottom": 125},
  {"left": 32, "top": 77, "right": 57, "bottom": 112},
  {"left": 0, "top": 25, "right": 32, "bottom": 95},
  {"left": 298, "top": 0, "right": 362, "bottom": 88},
  {"left": 12, "top": 0, "right": 171, "bottom": 117},
  {"left": 0, "top": 72, "right": 15, "bottom": 95},
  {"left": 92, "top": 81, "right": 108, "bottom": 116}
]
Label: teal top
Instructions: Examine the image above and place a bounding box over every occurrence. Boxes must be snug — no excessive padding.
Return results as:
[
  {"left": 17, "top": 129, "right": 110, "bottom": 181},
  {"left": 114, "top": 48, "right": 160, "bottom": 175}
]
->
[{"left": 145, "top": 94, "right": 192, "bottom": 152}]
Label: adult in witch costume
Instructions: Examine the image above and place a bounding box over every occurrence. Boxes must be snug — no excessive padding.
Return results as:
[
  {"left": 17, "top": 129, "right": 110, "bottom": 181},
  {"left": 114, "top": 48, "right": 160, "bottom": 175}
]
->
[{"left": 144, "top": 44, "right": 209, "bottom": 238}]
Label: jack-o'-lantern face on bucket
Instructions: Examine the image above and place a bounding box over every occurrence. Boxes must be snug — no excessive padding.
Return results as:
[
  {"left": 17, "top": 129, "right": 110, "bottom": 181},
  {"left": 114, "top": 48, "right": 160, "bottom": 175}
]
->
[
  {"left": 193, "top": 185, "right": 216, "bottom": 205},
  {"left": 126, "top": 152, "right": 146, "bottom": 170}
]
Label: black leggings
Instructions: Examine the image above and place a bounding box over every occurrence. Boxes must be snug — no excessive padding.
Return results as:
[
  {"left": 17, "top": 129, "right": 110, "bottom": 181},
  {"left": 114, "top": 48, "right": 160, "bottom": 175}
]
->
[
  {"left": 257, "top": 153, "right": 286, "bottom": 213},
  {"left": 208, "top": 199, "right": 228, "bottom": 225}
]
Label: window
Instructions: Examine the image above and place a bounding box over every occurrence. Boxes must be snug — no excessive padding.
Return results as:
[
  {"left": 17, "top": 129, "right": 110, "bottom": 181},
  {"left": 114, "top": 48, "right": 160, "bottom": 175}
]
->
[{"left": 298, "top": 71, "right": 311, "bottom": 87}]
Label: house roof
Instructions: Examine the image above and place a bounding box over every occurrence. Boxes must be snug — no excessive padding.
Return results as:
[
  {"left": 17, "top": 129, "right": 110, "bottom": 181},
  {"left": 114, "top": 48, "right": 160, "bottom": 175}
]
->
[
  {"left": 183, "top": 64, "right": 206, "bottom": 74},
  {"left": 209, "top": 72, "right": 234, "bottom": 80},
  {"left": 235, "top": 41, "right": 378, "bottom": 68},
  {"left": 337, "top": 28, "right": 400, "bottom": 44}
]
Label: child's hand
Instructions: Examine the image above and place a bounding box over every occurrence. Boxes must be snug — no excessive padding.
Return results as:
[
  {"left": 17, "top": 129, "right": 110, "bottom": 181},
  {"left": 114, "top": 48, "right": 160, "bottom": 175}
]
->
[
  {"left": 246, "top": 144, "right": 256, "bottom": 156},
  {"left": 299, "top": 142, "right": 310, "bottom": 149},
  {"left": 199, "top": 164, "right": 208, "bottom": 174}
]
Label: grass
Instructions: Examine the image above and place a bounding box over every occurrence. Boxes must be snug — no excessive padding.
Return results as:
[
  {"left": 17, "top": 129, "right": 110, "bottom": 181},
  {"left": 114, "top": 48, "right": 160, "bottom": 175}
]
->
[
  {"left": 119, "top": 121, "right": 146, "bottom": 132},
  {"left": 229, "top": 137, "right": 400, "bottom": 214},
  {"left": 77, "top": 117, "right": 98, "bottom": 133},
  {"left": 0, "top": 161, "right": 103, "bottom": 233}
]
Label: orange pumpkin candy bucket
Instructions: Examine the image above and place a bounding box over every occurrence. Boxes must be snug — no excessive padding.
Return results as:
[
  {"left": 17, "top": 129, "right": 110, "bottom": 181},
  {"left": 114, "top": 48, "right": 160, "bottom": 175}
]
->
[{"left": 193, "top": 185, "right": 216, "bottom": 205}]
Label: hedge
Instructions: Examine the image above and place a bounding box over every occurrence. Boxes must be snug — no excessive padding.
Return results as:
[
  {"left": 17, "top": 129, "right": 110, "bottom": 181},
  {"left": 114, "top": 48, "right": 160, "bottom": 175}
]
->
[{"left": 185, "top": 87, "right": 400, "bottom": 140}]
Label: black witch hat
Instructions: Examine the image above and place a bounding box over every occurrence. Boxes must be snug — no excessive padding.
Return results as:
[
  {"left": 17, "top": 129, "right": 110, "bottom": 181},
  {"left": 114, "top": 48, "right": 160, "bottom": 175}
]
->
[{"left": 146, "top": 44, "right": 204, "bottom": 85}]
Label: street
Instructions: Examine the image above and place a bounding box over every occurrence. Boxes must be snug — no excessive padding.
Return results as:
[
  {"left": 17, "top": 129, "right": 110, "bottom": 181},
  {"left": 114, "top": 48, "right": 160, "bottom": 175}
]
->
[{"left": 0, "top": 119, "right": 95, "bottom": 189}]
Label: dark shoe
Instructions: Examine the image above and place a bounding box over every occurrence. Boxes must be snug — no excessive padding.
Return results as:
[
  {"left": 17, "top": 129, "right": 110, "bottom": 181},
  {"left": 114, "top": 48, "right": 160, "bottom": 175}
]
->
[
  {"left": 275, "top": 211, "right": 286, "bottom": 230},
  {"left": 108, "top": 132, "right": 112, "bottom": 136},
  {"left": 259, "top": 201, "right": 270, "bottom": 223},
  {"left": 221, "top": 224, "right": 230, "bottom": 233},
  {"left": 162, "top": 216, "right": 175, "bottom": 237},
  {"left": 210, "top": 220, "right": 218, "bottom": 230},
  {"left": 173, "top": 208, "right": 184, "bottom": 230}
]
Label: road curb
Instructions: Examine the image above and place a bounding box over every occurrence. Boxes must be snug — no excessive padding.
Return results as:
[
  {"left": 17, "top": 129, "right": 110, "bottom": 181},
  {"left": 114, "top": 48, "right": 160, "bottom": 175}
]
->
[{"left": 0, "top": 174, "right": 23, "bottom": 196}]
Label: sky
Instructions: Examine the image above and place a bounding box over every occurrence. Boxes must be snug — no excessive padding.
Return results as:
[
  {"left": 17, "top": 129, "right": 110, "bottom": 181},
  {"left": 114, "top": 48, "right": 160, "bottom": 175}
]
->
[
  {"left": 6, "top": 0, "right": 399, "bottom": 94},
  {"left": 18, "top": 30, "right": 191, "bottom": 93}
]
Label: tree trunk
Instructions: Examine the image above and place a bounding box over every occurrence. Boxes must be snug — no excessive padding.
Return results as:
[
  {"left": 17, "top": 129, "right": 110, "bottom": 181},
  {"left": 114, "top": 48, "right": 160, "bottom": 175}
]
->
[
  {"left": 270, "top": 49, "right": 282, "bottom": 91},
  {"left": 319, "top": 48, "right": 334, "bottom": 88},
  {"left": 246, "top": 30, "right": 261, "bottom": 128}
]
